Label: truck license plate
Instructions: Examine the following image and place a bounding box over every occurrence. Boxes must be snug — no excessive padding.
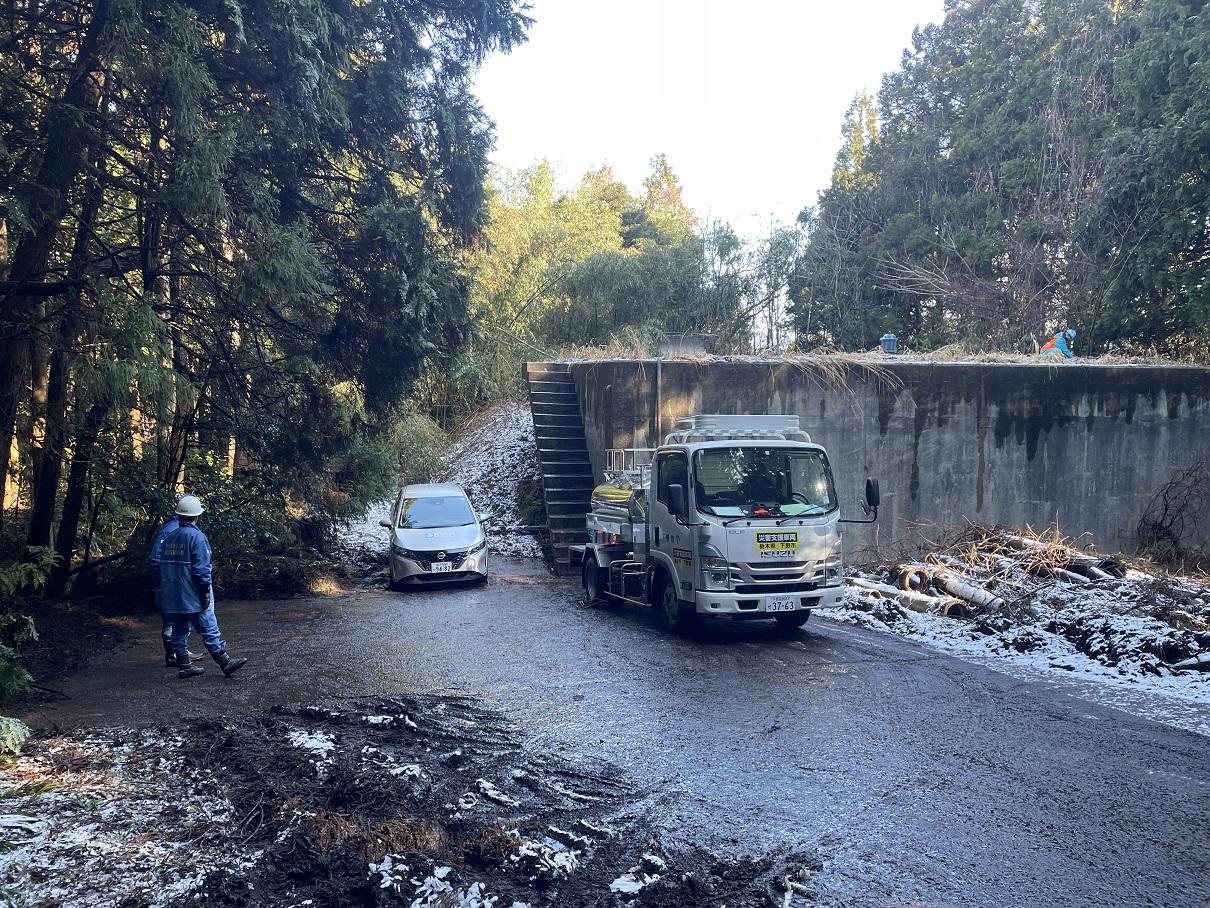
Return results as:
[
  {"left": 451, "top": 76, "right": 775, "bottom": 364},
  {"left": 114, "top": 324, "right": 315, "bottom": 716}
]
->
[
  {"left": 430, "top": 561, "right": 454, "bottom": 573},
  {"left": 766, "top": 596, "right": 797, "bottom": 612}
]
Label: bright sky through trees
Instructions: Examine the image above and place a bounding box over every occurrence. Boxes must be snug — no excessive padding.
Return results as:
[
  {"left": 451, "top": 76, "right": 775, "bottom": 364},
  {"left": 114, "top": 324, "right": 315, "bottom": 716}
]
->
[{"left": 474, "top": 0, "right": 946, "bottom": 234}]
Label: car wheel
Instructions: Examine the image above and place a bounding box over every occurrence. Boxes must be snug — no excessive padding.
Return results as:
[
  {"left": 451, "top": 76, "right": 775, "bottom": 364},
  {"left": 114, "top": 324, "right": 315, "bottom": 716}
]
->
[
  {"left": 775, "top": 611, "right": 810, "bottom": 630},
  {"left": 657, "top": 575, "right": 696, "bottom": 634}
]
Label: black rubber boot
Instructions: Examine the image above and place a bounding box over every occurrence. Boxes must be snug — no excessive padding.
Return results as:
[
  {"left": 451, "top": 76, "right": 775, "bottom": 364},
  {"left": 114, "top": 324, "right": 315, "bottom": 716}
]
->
[
  {"left": 177, "top": 651, "right": 204, "bottom": 679},
  {"left": 163, "top": 637, "right": 202, "bottom": 666},
  {"left": 214, "top": 650, "right": 248, "bottom": 677}
]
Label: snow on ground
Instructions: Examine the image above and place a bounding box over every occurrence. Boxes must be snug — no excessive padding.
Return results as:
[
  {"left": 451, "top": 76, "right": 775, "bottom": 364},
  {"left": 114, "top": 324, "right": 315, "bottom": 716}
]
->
[
  {"left": 436, "top": 402, "right": 543, "bottom": 560},
  {"left": 340, "top": 401, "right": 544, "bottom": 563},
  {"left": 829, "top": 539, "right": 1210, "bottom": 736},
  {"left": 0, "top": 732, "right": 259, "bottom": 907}
]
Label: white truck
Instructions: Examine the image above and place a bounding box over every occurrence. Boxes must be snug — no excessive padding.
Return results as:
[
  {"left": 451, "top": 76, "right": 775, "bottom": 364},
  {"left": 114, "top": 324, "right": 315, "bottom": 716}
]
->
[{"left": 569, "top": 414, "right": 879, "bottom": 632}]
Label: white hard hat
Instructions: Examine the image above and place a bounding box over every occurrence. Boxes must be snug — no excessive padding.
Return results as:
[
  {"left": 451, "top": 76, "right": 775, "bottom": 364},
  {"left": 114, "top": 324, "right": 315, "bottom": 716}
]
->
[{"left": 175, "top": 494, "right": 204, "bottom": 517}]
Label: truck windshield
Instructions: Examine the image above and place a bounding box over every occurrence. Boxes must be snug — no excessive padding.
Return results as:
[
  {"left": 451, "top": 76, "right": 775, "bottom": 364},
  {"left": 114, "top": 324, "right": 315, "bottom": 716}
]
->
[
  {"left": 398, "top": 495, "right": 475, "bottom": 529},
  {"left": 692, "top": 447, "right": 837, "bottom": 518}
]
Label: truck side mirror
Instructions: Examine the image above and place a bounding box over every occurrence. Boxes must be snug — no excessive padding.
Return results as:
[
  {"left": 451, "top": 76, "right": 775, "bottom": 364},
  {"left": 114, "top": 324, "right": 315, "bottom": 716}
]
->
[
  {"left": 865, "top": 478, "right": 880, "bottom": 509},
  {"left": 667, "top": 484, "right": 687, "bottom": 519}
]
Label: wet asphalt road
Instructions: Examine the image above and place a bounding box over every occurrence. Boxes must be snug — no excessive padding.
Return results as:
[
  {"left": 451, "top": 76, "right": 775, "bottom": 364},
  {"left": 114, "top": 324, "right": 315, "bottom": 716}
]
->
[{"left": 27, "top": 560, "right": 1210, "bottom": 907}]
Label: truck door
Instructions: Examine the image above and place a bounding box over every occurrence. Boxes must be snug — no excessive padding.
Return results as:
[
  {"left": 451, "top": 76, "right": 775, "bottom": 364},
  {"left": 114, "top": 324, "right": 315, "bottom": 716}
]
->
[{"left": 652, "top": 450, "right": 693, "bottom": 599}]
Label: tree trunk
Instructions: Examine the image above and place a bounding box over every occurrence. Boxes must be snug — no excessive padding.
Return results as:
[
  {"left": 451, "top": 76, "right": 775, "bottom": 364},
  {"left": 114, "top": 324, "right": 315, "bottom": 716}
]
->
[
  {"left": 0, "top": 0, "right": 110, "bottom": 529},
  {"left": 47, "top": 401, "right": 108, "bottom": 597},
  {"left": 28, "top": 137, "right": 107, "bottom": 550}
]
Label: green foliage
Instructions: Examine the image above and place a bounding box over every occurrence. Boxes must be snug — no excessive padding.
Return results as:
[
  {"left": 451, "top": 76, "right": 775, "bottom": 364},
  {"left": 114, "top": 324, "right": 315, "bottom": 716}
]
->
[
  {"left": 0, "top": 716, "right": 29, "bottom": 755},
  {"left": 793, "top": 0, "right": 1210, "bottom": 354},
  {"left": 0, "top": 550, "right": 58, "bottom": 598},
  {"left": 395, "top": 412, "right": 449, "bottom": 485},
  {"left": 0, "top": 0, "right": 531, "bottom": 582}
]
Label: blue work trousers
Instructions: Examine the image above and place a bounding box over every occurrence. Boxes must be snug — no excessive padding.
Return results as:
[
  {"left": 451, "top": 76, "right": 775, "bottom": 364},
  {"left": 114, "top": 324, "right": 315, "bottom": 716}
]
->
[
  {"left": 157, "top": 589, "right": 189, "bottom": 643},
  {"left": 167, "top": 608, "right": 225, "bottom": 658}
]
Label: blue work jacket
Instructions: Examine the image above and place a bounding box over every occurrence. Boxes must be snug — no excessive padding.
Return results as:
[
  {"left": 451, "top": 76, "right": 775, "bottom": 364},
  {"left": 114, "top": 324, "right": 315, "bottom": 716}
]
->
[
  {"left": 147, "top": 516, "right": 180, "bottom": 587},
  {"left": 159, "top": 523, "right": 214, "bottom": 614}
]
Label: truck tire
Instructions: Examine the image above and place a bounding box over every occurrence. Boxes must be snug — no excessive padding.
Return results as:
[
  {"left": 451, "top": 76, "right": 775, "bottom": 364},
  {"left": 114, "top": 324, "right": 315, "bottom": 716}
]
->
[
  {"left": 775, "top": 611, "right": 810, "bottom": 630},
  {"left": 582, "top": 554, "right": 605, "bottom": 603},
  {"left": 657, "top": 574, "right": 696, "bottom": 634}
]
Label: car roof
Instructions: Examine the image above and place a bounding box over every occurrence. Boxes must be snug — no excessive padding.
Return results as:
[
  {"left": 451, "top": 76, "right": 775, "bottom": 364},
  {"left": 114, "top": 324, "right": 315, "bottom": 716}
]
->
[{"left": 401, "top": 482, "right": 467, "bottom": 498}]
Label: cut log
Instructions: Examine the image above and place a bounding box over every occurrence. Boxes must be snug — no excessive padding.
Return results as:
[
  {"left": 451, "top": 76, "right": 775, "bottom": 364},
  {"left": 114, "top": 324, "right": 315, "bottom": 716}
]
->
[{"left": 932, "top": 568, "right": 1009, "bottom": 613}]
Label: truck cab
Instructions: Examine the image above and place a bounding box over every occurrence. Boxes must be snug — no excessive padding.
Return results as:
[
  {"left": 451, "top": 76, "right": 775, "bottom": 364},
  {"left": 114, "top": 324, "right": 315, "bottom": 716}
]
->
[{"left": 572, "top": 415, "right": 878, "bottom": 633}]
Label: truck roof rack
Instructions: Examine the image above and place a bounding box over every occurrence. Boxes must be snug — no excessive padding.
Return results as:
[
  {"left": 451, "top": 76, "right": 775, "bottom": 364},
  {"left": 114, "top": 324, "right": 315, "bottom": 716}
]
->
[{"left": 663, "top": 414, "right": 810, "bottom": 444}]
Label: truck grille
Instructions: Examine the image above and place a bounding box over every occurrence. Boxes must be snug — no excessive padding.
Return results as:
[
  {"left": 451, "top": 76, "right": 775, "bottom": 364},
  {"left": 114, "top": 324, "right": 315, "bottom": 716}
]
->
[{"left": 732, "top": 561, "right": 822, "bottom": 589}]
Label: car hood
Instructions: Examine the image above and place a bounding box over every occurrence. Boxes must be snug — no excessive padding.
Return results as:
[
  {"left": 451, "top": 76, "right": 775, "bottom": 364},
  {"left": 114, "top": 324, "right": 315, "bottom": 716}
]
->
[{"left": 393, "top": 523, "right": 482, "bottom": 552}]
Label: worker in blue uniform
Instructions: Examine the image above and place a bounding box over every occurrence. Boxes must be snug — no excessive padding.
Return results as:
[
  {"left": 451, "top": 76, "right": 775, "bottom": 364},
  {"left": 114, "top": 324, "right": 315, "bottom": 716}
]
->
[
  {"left": 159, "top": 494, "right": 248, "bottom": 679},
  {"left": 1040, "top": 327, "right": 1077, "bottom": 358},
  {"left": 148, "top": 506, "right": 199, "bottom": 667}
]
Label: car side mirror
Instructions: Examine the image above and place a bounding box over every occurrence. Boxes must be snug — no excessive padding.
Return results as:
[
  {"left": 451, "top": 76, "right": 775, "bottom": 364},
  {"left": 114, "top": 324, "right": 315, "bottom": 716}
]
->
[
  {"left": 477, "top": 511, "right": 493, "bottom": 523},
  {"left": 667, "top": 483, "right": 687, "bottom": 519},
  {"left": 865, "top": 478, "right": 880, "bottom": 509},
  {"left": 379, "top": 519, "right": 392, "bottom": 529}
]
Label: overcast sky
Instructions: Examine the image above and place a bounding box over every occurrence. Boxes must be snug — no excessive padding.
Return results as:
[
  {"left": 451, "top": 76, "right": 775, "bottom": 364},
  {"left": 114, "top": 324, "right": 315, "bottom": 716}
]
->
[{"left": 473, "top": 0, "right": 947, "bottom": 236}]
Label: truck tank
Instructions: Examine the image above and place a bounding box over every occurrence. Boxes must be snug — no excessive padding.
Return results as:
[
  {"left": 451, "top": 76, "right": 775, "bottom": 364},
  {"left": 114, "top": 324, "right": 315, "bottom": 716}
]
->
[{"left": 586, "top": 475, "right": 648, "bottom": 553}]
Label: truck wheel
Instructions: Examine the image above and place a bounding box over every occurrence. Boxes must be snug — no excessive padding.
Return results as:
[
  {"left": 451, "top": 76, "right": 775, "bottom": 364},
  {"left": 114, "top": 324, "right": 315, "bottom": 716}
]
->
[
  {"left": 775, "top": 611, "right": 810, "bottom": 631},
  {"left": 657, "top": 577, "right": 696, "bottom": 634},
  {"left": 582, "top": 555, "right": 605, "bottom": 603}
]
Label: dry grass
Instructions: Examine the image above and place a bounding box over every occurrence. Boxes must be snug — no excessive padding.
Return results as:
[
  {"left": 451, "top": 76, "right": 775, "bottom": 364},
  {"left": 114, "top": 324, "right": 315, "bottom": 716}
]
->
[
  {"left": 303, "top": 808, "right": 448, "bottom": 862},
  {"left": 556, "top": 344, "right": 1209, "bottom": 369}
]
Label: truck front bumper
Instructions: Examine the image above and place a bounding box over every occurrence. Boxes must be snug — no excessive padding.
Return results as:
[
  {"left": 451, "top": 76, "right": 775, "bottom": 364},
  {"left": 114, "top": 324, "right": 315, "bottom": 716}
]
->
[{"left": 694, "top": 584, "right": 844, "bottom": 616}]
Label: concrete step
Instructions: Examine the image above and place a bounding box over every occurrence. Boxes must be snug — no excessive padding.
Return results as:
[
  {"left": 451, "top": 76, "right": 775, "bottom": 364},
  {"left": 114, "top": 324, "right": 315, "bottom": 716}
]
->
[
  {"left": 541, "top": 463, "right": 594, "bottom": 476},
  {"left": 525, "top": 361, "right": 570, "bottom": 377},
  {"left": 535, "top": 425, "right": 586, "bottom": 439},
  {"left": 531, "top": 411, "right": 584, "bottom": 426},
  {"left": 536, "top": 440, "right": 589, "bottom": 454},
  {"left": 541, "top": 475, "right": 595, "bottom": 490},
  {"left": 530, "top": 402, "right": 581, "bottom": 416},
  {"left": 547, "top": 514, "right": 587, "bottom": 529},
  {"left": 526, "top": 378, "right": 575, "bottom": 392},
  {"left": 546, "top": 499, "right": 590, "bottom": 516},
  {"left": 529, "top": 390, "right": 579, "bottom": 406}
]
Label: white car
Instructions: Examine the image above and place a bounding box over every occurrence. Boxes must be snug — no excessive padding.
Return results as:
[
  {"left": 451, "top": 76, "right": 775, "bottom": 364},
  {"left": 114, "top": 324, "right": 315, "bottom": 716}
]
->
[{"left": 381, "top": 483, "right": 489, "bottom": 589}]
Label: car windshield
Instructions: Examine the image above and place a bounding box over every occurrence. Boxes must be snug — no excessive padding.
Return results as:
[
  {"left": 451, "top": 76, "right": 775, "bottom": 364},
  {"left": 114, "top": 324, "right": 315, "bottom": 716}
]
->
[
  {"left": 692, "top": 447, "right": 837, "bottom": 518},
  {"left": 397, "top": 494, "right": 475, "bottom": 529}
]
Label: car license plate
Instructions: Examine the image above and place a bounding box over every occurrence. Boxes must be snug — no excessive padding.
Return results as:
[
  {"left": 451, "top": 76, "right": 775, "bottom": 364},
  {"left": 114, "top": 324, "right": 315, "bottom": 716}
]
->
[
  {"left": 430, "top": 561, "right": 454, "bottom": 573},
  {"left": 766, "top": 596, "right": 797, "bottom": 612}
]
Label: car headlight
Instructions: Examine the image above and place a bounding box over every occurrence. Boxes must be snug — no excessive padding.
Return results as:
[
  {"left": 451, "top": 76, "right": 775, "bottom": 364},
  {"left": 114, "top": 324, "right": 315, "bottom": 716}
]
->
[
  {"left": 467, "top": 538, "right": 487, "bottom": 555},
  {"left": 699, "top": 545, "right": 731, "bottom": 591},
  {"left": 822, "top": 551, "right": 842, "bottom": 586},
  {"left": 391, "top": 543, "right": 416, "bottom": 559}
]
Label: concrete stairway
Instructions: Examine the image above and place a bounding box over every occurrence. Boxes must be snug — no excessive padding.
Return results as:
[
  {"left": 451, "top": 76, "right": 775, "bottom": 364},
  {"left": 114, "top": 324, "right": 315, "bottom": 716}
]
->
[{"left": 524, "top": 362, "right": 594, "bottom": 568}]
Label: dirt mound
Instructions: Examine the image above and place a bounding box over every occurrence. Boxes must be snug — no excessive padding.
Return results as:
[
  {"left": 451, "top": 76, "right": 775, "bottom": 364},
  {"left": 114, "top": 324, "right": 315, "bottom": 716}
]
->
[{"left": 2, "top": 696, "right": 819, "bottom": 907}]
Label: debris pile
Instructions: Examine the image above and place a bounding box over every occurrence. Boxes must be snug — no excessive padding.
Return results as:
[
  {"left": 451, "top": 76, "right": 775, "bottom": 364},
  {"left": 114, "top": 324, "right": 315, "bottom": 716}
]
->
[
  {"left": 1, "top": 696, "right": 817, "bottom": 907},
  {"left": 837, "top": 525, "right": 1210, "bottom": 711}
]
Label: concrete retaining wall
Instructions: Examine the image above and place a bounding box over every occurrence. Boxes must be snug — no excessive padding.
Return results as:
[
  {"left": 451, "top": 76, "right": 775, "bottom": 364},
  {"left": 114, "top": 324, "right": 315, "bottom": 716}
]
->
[{"left": 567, "top": 358, "right": 1210, "bottom": 554}]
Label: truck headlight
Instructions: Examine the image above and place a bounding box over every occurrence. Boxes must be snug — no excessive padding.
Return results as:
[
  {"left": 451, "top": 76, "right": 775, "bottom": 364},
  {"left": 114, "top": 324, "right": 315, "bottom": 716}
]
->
[
  {"left": 700, "top": 554, "right": 731, "bottom": 591},
  {"left": 822, "top": 552, "right": 842, "bottom": 586}
]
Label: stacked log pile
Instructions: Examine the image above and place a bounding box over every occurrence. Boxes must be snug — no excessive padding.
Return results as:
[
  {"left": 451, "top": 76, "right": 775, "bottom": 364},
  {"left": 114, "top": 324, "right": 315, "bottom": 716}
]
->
[{"left": 843, "top": 525, "right": 1210, "bottom": 674}]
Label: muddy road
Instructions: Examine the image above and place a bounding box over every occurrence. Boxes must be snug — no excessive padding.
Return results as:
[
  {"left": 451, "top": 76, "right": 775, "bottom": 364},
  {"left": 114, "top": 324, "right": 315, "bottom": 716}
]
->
[{"left": 27, "top": 560, "right": 1210, "bottom": 906}]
